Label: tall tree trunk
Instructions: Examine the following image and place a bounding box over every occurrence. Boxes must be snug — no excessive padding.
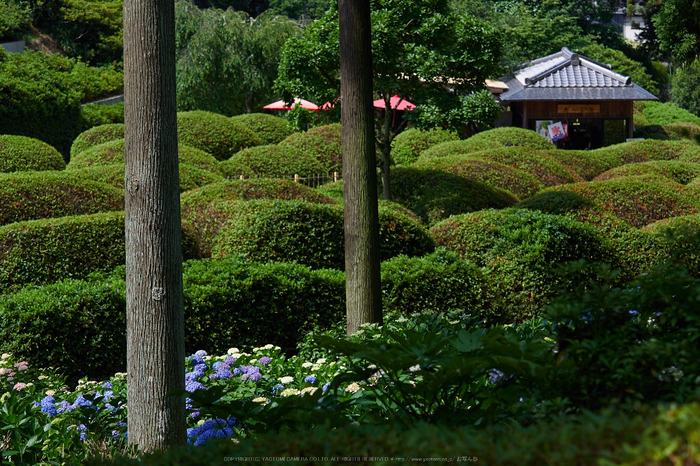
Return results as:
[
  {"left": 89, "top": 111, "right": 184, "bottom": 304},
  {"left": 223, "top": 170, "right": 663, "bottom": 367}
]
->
[
  {"left": 123, "top": 0, "right": 186, "bottom": 451},
  {"left": 339, "top": 0, "right": 382, "bottom": 336}
]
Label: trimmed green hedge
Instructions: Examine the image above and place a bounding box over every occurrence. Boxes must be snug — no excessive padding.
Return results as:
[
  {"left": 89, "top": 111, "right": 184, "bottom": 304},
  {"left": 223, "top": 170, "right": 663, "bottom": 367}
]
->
[
  {"left": 230, "top": 113, "right": 292, "bottom": 145},
  {"left": 381, "top": 249, "right": 490, "bottom": 315},
  {"left": 70, "top": 123, "right": 124, "bottom": 159},
  {"left": 315, "top": 180, "right": 344, "bottom": 202},
  {"left": 0, "top": 135, "right": 66, "bottom": 173},
  {"left": 79, "top": 102, "right": 124, "bottom": 129},
  {"left": 0, "top": 171, "right": 123, "bottom": 226},
  {"left": 542, "top": 149, "right": 620, "bottom": 181},
  {"left": 104, "top": 403, "right": 700, "bottom": 466},
  {"left": 430, "top": 208, "right": 621, "bottom": 321},
  {"left": 594, "top": 160, "right": 700, "bottom": 185},
  {"left": 177, "top": 110, "right": 262, "bottom": 161},
  {"left": 0, "top": 211, "right": 200, "bottom": 295},
  {"left": 594, "top": 139, "right": 700, "bottom": 165},
  {"left": 418, "top": 138, "right": 502, "bottom": 161},
  {"left": 0, "top": 257, "right": 346, "bottom": 383},
  {"left": 643, "top": 214, "right": 700, "bottom": 276},
  {"left": 640, "top": 100, "right": 700, "bottom": 126},
  {"left": 181, "top": 180, "right": 337, "bottom": 256},
  {"left": 413, "top": 154, "right": 545, "bottom": 200},
  {"left": 211, "top": 200, "right": 434, "bottom": 269},
  {"left": 466, "top": 127, "right": 555, "bottom": 150},
  {"left": 465, "top": 147, "right": 582, "bottom": 186},
  {"left": 71, "top": 163, "right": 225, "bottom": 193},
  {"left": 67, "top": 139, "right": 223, "bottom": 175},
  {"left": 541, "top": 178, "right": 700, "bottom": 228},
  {"left": 390, "top": 167, "right": 518, "bottom": 225},
  {"left": 278, "top": 123, "right": 342, "bottom": 172},
  {"left": 390, "top": 127, "right": 459, "bottom": 165},
  {"left": 220, "top": 144, "right": 326, "bottom": 179}
]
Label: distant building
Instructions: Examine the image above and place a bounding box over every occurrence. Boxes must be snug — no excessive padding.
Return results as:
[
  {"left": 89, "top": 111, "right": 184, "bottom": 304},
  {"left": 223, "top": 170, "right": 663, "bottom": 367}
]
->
[
  {"left": 493, "top": 47, "right": 658, "bottom": 149},
  {"left": 612, "top": 8, "right": 645, "bottom": 43}
]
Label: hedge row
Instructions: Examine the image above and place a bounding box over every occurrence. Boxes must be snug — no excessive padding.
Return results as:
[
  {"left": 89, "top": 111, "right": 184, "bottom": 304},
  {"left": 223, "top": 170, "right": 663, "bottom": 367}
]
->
[
  {"left": 0, "top": 211, "right": 200, "bottom": 295},
  {"left": 413, "top": 155, "right": 545, "bottom": 200},
  {"left": 210, "top": 200, "right": 435, "bottom": 269},
  {"left": 0, "top": 135, "right": 66, "bottom": 173},
  {"left": 0, "top": 171, "right": 123, "bottom": 226},
  {"left": 389, "top": 167, "right": 518, "bottom": 225},
  {"left": 220, "top": 144, "right": 325, "bottom": 179},
  {"left": 68, "top": 139, "right": 223, "bottom": 175},
  {"left": 230, "top": 113, "right": 292, "bottom": 145},
  {"left": 467, "top": 127, "right": 555, "bottom": 150},
  {"left": 418, "top": 138, "right": 502, "bottom": 160},
  {"left": 390, "top": 127, "right": 459, "bottom": 165},
  {"left": 70, "top": 123, "right": 125, "bottom": 158},
  {"left": 70, "top": 163, "right": 225, "bottom": 193},
  {"left": 177, "top": 110, "right": 261, "bottom": 160},
  {"left": 593, "top": 160, "right": 700, "bottom": 185}
]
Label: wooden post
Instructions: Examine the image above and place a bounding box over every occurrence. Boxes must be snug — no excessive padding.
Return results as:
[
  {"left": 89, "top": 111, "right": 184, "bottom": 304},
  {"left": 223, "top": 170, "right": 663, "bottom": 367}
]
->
[{"left": 294, "top": 174, "right": 299, "bottom": 183}]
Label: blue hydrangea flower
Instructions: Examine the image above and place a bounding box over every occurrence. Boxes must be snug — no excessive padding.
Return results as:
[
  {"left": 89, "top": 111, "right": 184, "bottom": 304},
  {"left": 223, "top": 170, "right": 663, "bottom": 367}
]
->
[
  {"left": 233, "top": 368, "right": 244, "bottom": 375},
  {"left": 304, "top": 375, "right": 317, "bottom": 384},
  {"left": 249, "top": 372, "right": 261, "bottom": 381},
  {"left": 193, "top": 428, "right": 216, "bottom": 446},
  {"left": 224, "top": 356, "right": 236, "bottom": 365},
  {"left": 194, "top": 363, "right": 207, "bottom": 373},
  {"left": 187, "top": 427, "right": 199, "bottom": 438},
  {"left": 112, "top": 430, "right": 121, "bottom": 439},
  {"left": 189, "top": 354, "right": 205, "bottom": 366},
  {"left": 213, "top": 362, "right": 223, "bottom": 370},
  {"left": 102, "top": 382, "right": 113, "bottom": 390},
  {"left": 200, "top": 420, "right": 219, "bottom": 430},
  {"left": 40, "top": 396, "right": 57, "bottom": 417},
  {"left": 185, "top": 381, "right": 205, "bottom": 393},
  {"left": 246, "top": 366, "right": 260, "bottom": 375},
  {"left": 190, "top": 411, "right": 200, "bottom": 419},
  {"left": 227, "top": 417, "right": 236, "bottom": 428},
  {"left": 272, "top": 384, "right": 284, "bottom": 395},
  {"left": 322, "top": 382, "right": 331, "bottom": 393},
  {"left": 217, "top": 369, "right": 233, "bottom": 379},
  {"left": 73, "top": 395, "right": 93, "bottom": 407},
  {"left": 258, "top": 356, "right": 272, "bottom": 366}
]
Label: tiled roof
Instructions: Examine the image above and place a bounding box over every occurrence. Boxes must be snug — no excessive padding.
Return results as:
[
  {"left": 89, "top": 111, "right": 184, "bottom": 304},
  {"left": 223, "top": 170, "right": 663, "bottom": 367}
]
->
[{"left": 499, "top": 47, "right": 658, "bottom": 101}]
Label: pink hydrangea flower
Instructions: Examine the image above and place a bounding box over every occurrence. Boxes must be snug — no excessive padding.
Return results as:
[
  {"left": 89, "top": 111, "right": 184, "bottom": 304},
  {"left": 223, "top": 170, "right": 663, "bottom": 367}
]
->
[{"left": 13, "top": 382, "right": 27, "bottom": 391}]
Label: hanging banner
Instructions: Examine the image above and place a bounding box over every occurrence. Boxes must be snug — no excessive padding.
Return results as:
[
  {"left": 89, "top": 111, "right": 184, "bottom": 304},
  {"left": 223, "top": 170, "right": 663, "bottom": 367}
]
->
[{"left": 548, "top": 121, "right": 567, "bottom": 142}]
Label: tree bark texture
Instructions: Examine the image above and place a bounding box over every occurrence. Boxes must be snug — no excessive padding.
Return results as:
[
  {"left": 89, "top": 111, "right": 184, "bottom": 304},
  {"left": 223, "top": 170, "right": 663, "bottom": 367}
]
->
[
  {"left": 339, "top": 0, "right": 382, "bottom": 336},
  {"left": 123, "top": 0, "right": 186, "bottom": 451}
]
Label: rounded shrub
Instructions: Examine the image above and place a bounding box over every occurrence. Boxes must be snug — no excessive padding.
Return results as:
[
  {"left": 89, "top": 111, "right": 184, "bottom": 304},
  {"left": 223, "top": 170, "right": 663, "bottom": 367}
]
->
[
  {"left": 430, "top": 208, "right": 621, "bottom": 321},
  {"left": 643, "top": 214, "right": 700, "bottom": 276},
  {"left": 315, "top": 180, "right": 345, "bottom": 202},
  {"left": 278, "top": 123, "right": 342, "bottom": 172},
  {"left": 414, "top": 154, "right": 545, "bottom": 200},
  {"left": 0, "top": 211, "right": 200, "bottom": 295},
  {"left": 177, "top": 110, "right": 262, "bottom": 160},
  {"left": 390, "top": 127, "right": 459, "bottom": 165},
  {"left": 381, "top": 249, "right": 491, "bottom": 316},
  {"left": 594, "top": 139, "right": 700, "bottom": 166},
  {"left": 220, "top": 144, "right": 325, "bottom": 179},
  {"left": 0, "top": 135, "right": 66, "bottom": 173},
  {"left": 211, "top": 200, "right": 434, "bottom": 269},
  {"left": 543, "top": 149, "right": 620, "bottom": 181},
  {"left": 70, "top": 123, "right": 124, "bottom": 159},
  {"left": 181, "top": 180, "right": 337, "bottom": 256},
  {"left": 230, "top": 113, "right": 293, "bottom": 145},
  {"left": 0, "top": 171, "right": 124, "bottom": 226},
  {"left": 466, "top": 147, "right": 582, "bottom": 186},
  {"left": 418, "top": 138, "right": 502, "bottom": 161},
  {"left": 593, "top": 161, "right": 700, "bottom": 185},
  {"left": 541, "top": 178, "right": 700, "bottom": 228},
  {"left": 68, "top": 139, "right": 224, "bottom": 175},
  {"left": 390, "top": 167, "right": 518, "bottom": 225},
  {"left": 466, "top": 127, "right": 555, "bottom": 150},
  {"left": 71, "top": 163, "right": 225, "bottom": 192}
]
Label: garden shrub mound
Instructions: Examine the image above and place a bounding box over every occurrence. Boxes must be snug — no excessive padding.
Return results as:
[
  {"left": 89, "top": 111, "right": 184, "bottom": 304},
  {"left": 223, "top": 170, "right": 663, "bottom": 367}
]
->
[
  {"left": 277, "top": 123, "right": 342, "bottom": 173},
  {"left": 430, "top": 208, "right": 621, "bottom": 321},
  {"left": 0, "top": 171, "right": 124, "bottom": 226},
  {"left": 220, "top": 144, "right": 325, "bottom": 179},
  {"left": 211, "top": 200, "right": 434, "bottom": 269},
  {"left": 69, "top": 123, "right": 124, "bottom": 159},
  {"left": 230, "top": 113, "right": 292, "bottom": 145},
  {"left": 71, "top": 163, "right": 225, "bottom": 192},
  {"left": 464, "top": 146, "right": 582, "bottom": 186},
  {"left": 0, "top": 257, "right": 345, "bottom": 383},
  {"left": 381, "top": 249, "right": 490, "bottom": 316},
  {"left": 542, "top": 149, "right": 620, "bottom": 181},
  {"left": 390, "top": 167, "right": 518, "bottom": 225},
  {"left": 466, "top": 127, "right": 555, "bottom": 150},
  {"left": 80, "top": 102, "right": 124, "bottom": 128},
  {"left": 418, "top": 138, "right": 502, "bottom": 161},
  {"left": 0, "top": 211, "right": 200, "bottom": 295},
  {"left": 594, "top": 161, "right": 700, "bottom": 185},
  {"left": 639, "top": 100, "right": 700, "bottom": 126},
  {"left": 541, "top": 177, "right": 700, "bottom": 228},
  {"left": 0, "top": 135, "right": 66, "bottom": 173},
  {"left": 177, "top": 110, "right": 262, "bottom": 161},
  {"left": 513, "top": 191, "right": 657, "bottom": 278},
  {"left": 67, "top": 139, "right": 223, "bottom": 175},
  {"left": 414, "top": 154, "right": 545, "bottom": 200},
  {"left": 182, "top": 179, "right": 337, "bottom": 255},
  {"left": 315, "top": 180, "right": 344, "bottom": 202},
  {"left": 594, "top": 139, "right": 700, "bottom": 166},
  {"left": 643, "top": 214, "right": 700, "bottom": 277},
  {"left": 390, "top": 127, "right": 459, "bottom": 165}
]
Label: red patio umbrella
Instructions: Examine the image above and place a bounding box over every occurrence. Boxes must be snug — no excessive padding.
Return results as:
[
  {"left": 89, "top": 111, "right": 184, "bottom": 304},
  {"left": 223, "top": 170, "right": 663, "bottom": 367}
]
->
[
  {"left": 263, "top": 98, "right": 319, "bottom": 111},
  {"left": 372, "top": 95, "right": 416, "bottom": 110}
]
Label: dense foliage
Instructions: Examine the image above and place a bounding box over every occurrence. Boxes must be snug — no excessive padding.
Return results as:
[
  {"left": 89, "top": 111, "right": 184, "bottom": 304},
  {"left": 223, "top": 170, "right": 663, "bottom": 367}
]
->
[
  {"left": 390, "top": 128, "right": 459, "bottom": 166},
  {"left": 176, "top": 111, "right": 261, "bottom": 160},
  {"left": 0, "top": 135, "right": 66, "bottom": 173}
]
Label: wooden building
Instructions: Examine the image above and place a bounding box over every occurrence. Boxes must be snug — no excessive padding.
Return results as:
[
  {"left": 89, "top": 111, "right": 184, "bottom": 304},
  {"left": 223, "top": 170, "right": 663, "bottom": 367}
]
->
[{"left": 496, "top": 47, "right": 658, "bottom": 149}]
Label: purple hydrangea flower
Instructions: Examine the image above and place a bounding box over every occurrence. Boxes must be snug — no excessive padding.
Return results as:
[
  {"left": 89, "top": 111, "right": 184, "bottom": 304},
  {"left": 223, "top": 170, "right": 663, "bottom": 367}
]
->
[
  {"left": 258, "top": 356, "right": 272, "bottom": 366},
  {"left": 233, "top": 368, "right": 244, "bottom": 375},
  {"left": 249, "top": 372, "right": 262, "bottom": 381},
  {"left": 216, "top": 369, "right": 233, "bottom": 379},
  {"left": 194, "top": 363, "right": 207, "bottom": 373},
  {"left": 111, "top": 430, "right": 121, "bottom": 439},
  {"left": 224, "top": 356, "right": 236, "bottom": 365},
  {"left": 195, "top": 350, "right": 208, "bottom": 357},
  {"left": 73, "top": 395, "right": 93, "bottom": 408},
  {"left": 185, "top": 381, "right": 205, "bottom": 393},
  {"left": 40, "top": 396, "right": 57, "bottom": 417},
  {"left": 322, "top": 382, "right": 331, "bottom": 393},
  {"left": 102, "top": 382, "right": 113, "bottom": 390},
  {"left": 213, "top": 362, "right": 223, "bottom": 370},
  {"left": 190, "top": 411, "right": 201, "bottom": 419},
  {"left": 189, "top": 354, "right": 205, "bottom": 366},
  {"left": 246, "top": 366, "right": 260, "bottom": 375},
  {"left": 304, "top": 375, "right": 317, "bottom": 384}
]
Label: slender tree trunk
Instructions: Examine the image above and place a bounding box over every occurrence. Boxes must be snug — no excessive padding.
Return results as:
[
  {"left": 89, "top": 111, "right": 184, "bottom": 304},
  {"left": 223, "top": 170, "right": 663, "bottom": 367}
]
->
[
  {"left": 339, "top": 0, "right": 382, "bottom": 336},
  {"left": 124, "top": 0, "right": 186, "bottom": 451}
]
